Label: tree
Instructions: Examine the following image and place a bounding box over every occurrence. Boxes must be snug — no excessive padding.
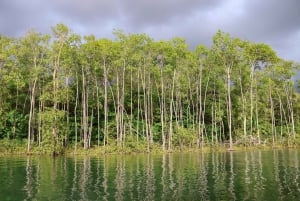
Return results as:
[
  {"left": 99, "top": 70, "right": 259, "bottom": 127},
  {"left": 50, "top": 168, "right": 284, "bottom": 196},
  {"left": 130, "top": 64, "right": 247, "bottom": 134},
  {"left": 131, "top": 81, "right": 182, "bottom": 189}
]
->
[
  {"left": 211, "top": 31, "right": 241, "bottom": 150},
  {"left": 49, "top": 23, "right": 69, "bottom": 154},
  {"left": 244, "top": 42, "right": 278, "bottom": 143},
  {"left": 1, "top": 27, "right": 300, "bottom": 153},
  {"left": 17, "top": 30, "right": 50, "bottom": 153}
]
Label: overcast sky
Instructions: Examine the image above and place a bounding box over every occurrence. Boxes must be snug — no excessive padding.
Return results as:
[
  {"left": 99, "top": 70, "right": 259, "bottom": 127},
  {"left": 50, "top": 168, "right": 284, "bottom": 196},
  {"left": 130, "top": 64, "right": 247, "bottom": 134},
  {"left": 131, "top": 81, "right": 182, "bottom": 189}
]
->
[{"left": 0, "top": 0, "right": 299, "bottom": 62}]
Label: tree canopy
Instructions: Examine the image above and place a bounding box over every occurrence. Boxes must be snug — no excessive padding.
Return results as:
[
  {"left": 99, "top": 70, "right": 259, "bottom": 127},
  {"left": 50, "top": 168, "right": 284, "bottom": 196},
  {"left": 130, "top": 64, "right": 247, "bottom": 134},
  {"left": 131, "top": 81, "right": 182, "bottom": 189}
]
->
[{"left": 0, "top": 24, "right": 299, "bottom": 154}]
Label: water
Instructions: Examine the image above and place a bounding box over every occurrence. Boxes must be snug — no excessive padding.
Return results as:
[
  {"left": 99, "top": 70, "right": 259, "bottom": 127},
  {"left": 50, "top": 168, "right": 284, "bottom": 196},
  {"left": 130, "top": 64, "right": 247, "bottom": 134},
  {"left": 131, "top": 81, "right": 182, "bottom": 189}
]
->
[{"left": 0, "top": 150, "right": 300, "bottom": 201}]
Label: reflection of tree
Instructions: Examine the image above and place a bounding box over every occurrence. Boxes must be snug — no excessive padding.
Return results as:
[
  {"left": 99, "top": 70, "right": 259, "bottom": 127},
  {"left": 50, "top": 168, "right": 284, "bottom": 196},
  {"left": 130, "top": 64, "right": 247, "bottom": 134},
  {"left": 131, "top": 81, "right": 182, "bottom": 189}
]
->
[
  {"left": 102, "top": 156, "right": 109, "bottom": 201},
  {"left": 95, "top": 157, "right": 102, "bottom": 199},
  {"left": 273, "top": 150, "right": 284, "bottom": 200},
  {"left": 145, "top": 154, "right": 155, "bottom": 201},
  {"left": 168, "top": 154, "right": 176, "bottom": 200},
  {"left": 278, "top": 150, "right": 300, "bottom": 200},
  {"left": 161, "top": 154, "right": 166, "bottom": 201},
  {"left": 251, "top": 151, "right": 265, "bottom": 199},
  {"left": 8, "top": 151, "right": 300, "bottom": 200},
  {"left": 24, "top": 157, "right": 35, "bottom": 200},
  {"left": 114, "top": 156, "right": 125, "bottom": 201},
  {"left": 292, "top": 150, "right": 299, "bottom": 194},
  {"left": 211, "top": 152, "right": 227, "bottom": 200},
  {"left": 198, "top": 153, "right": 209, "bottom": 200},
  {"left": 244, "top": 152, "right": 250, "bottom": 200},
  {"left": 228, "top": 151, "right": 236, "bottom": 200},
  {"left": 79, "top": 157, "right": 91, "bottom": 200},
  {"left": 70, "top": 157, "right": 78, "bottom": 200}
]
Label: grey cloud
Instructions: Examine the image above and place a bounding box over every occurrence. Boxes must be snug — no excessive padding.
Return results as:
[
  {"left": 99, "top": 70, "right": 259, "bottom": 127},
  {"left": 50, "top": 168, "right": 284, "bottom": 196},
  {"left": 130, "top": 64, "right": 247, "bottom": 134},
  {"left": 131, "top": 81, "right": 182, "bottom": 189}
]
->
[
  {"left": 0, "top": 0, "right": 52, "bottom": 36},
  {"left": 229, "top": 0, "right": 300, "bottom": 40},
  {"left": 48, "top": 0, "right": 121, "bottom": 24},
  {"left": 225, "top": 0, "right": 300, "bottom": 60},
  {"left": 0, "top": 0, "right": 299, "bottom": 61},
  {"left": 119, "top": 0, "right": 221, "bottom": 29}
]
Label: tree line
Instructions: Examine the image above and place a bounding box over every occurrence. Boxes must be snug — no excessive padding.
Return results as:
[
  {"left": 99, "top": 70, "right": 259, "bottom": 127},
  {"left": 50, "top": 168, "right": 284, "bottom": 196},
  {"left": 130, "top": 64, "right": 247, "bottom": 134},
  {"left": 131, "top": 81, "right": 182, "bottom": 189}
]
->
[{"left": 0, "top": 24, "right": 299, "bottom": 154}]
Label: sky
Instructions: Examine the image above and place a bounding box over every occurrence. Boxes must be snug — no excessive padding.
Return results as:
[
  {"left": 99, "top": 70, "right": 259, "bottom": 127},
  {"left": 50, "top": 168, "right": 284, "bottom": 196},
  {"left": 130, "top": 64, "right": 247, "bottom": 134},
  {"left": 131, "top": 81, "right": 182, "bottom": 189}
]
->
[{"left": 0, "top": 0, "right": 300, "bottom": 62}]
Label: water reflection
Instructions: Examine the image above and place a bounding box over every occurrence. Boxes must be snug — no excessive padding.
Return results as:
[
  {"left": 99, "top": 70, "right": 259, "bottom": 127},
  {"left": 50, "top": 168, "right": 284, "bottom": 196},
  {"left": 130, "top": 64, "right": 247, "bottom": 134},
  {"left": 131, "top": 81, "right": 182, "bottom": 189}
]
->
[
  {"left": 1, "top": 150, "right": 300, "bottom": 200},
  {"left": 228, "top": 151, "right": 236, "bottom": 201},
  {"left": 251, "top": 150, "right": 265, "bottom": 200},
  {"left": 70, "top": 157, "right": 78, "bottom": 200},
  {"left": 24, "top": 157, "right": 36, "bottom": 201},
  {"left": 198, "top": 152, "right": 209, "bottom": 200},
  {"left": 114, "top": 156, "right": 125, "bottom": 201}
]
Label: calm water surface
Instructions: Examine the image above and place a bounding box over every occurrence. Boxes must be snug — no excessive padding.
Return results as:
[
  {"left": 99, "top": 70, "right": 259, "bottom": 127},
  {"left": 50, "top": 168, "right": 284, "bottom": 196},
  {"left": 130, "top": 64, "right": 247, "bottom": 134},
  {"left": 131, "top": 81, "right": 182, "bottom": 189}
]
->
[{"left": 0, "top": 150, "right": 300, "bottom": 201}]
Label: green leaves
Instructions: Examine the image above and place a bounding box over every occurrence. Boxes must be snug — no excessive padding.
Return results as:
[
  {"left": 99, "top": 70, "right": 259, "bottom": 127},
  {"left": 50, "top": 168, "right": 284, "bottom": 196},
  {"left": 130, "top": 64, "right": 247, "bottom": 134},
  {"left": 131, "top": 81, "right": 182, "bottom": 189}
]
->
[{"left": 0, "top": 26, "right": 299, "bottom": 152}]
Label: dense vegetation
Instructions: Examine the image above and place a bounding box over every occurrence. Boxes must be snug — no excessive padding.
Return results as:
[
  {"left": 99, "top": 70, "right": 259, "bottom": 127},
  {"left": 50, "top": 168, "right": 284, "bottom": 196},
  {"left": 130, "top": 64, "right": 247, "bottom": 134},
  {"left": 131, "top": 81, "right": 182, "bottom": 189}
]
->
[{"left": 0, "top": 24, "right": 299, "bottom": 154}]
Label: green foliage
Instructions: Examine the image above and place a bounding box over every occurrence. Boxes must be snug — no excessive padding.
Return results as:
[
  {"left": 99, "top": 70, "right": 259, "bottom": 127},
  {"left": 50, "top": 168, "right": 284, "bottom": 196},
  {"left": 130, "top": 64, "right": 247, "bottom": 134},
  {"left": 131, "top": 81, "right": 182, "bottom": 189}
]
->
[
  {"left": 38, "top": 108, "right": 67, "bottom": 151},
  {"left": 174, "top": 126, "right": 197, "bottom": 148},
  {"left": 0, "top": 25, "right": 299, "bottom": 154},
  {"left": 0, "top": 110, "right": 28, "bottom": 139},
  {"left": 0, "top": 139, "right": 27, "bottom": 153}
]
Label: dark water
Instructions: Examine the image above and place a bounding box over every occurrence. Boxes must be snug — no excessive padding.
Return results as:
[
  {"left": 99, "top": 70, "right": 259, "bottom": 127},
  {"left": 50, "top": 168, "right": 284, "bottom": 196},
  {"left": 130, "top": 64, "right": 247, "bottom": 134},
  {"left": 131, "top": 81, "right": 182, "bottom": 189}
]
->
[{"left": 0, "top": 150, "right": 300, "bottom": 201}]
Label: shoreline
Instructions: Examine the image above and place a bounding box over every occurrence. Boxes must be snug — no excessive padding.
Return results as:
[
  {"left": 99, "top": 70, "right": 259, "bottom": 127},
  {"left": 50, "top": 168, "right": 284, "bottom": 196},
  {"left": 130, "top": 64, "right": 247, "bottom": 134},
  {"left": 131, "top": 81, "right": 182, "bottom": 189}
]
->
[{"left": 0, "top": 142, "right": 298, "bottom": 157}]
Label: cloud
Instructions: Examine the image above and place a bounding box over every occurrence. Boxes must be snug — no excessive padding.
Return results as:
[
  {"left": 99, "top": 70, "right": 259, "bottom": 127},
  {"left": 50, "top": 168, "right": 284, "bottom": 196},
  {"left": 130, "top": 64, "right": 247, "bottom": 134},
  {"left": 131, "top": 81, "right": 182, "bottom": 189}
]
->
[
  {"left": 119, "top": 0, "right": 220, "bottom": 29},
  {"left": 49, "top": 0, "right": 120, "bottom": 24},
  {"left": 0, "top": 0, "right": 299, "bottom": 61},
  {"left": 227, "top": 0, "right": 300, "bottom": 60}
]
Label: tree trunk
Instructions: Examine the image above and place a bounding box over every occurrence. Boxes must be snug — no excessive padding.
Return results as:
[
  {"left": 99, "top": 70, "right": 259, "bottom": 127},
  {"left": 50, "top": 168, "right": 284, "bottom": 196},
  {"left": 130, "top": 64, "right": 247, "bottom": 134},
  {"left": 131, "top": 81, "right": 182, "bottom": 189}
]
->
[
  {"left": 82, "top": 66, "right": 89, "bottom": 150},
  {"left": 168, "top": 70, "right": 176, "bottom": 151},
  {"left": 284, "top": 82, "right": 296, "bottom": 145},
  {"left": 160, "top": 66, "right": 166, "bottom": 151},
  {"left": 96, "top": 79, "right": 100, "bottom": 147},
  {"left": 121, "top": 59, "right": 125, "bottom": 148},
  {"left": 116, "top": 72, "right": 121, "bottom": 147},
  {"left": 103, "top": 58, "right": 108, "bottom": 146},
  {"left": 250, "top": 62, "right": 255, "bottom": 136},
  {"left": 255, "top": 84, "right": 260, "bottom": 144},
  {"left": 238, "top": 66, "right": 247, "bottom": 139},
  {"left": 27, "top": 78, "right": 37, "bottom": 153},
  {"left": 136, "top": 66, "right": 140, "bottom": 144},
  {"left": 74, "top": 72, "right": 79, "bottom": 152},
  {"left": 269, "top": 84, "right": 276, "bottom": 147},
  {"left": 226, "top": 66, "right": 233, "bottom": 150}
]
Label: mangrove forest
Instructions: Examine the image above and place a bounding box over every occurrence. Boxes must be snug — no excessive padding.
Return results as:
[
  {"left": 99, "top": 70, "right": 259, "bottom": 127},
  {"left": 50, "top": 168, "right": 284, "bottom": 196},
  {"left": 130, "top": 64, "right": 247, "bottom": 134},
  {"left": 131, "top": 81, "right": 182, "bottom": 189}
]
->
[{"left": 0, "top": 24, "right": 300, "bottom": 154}]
